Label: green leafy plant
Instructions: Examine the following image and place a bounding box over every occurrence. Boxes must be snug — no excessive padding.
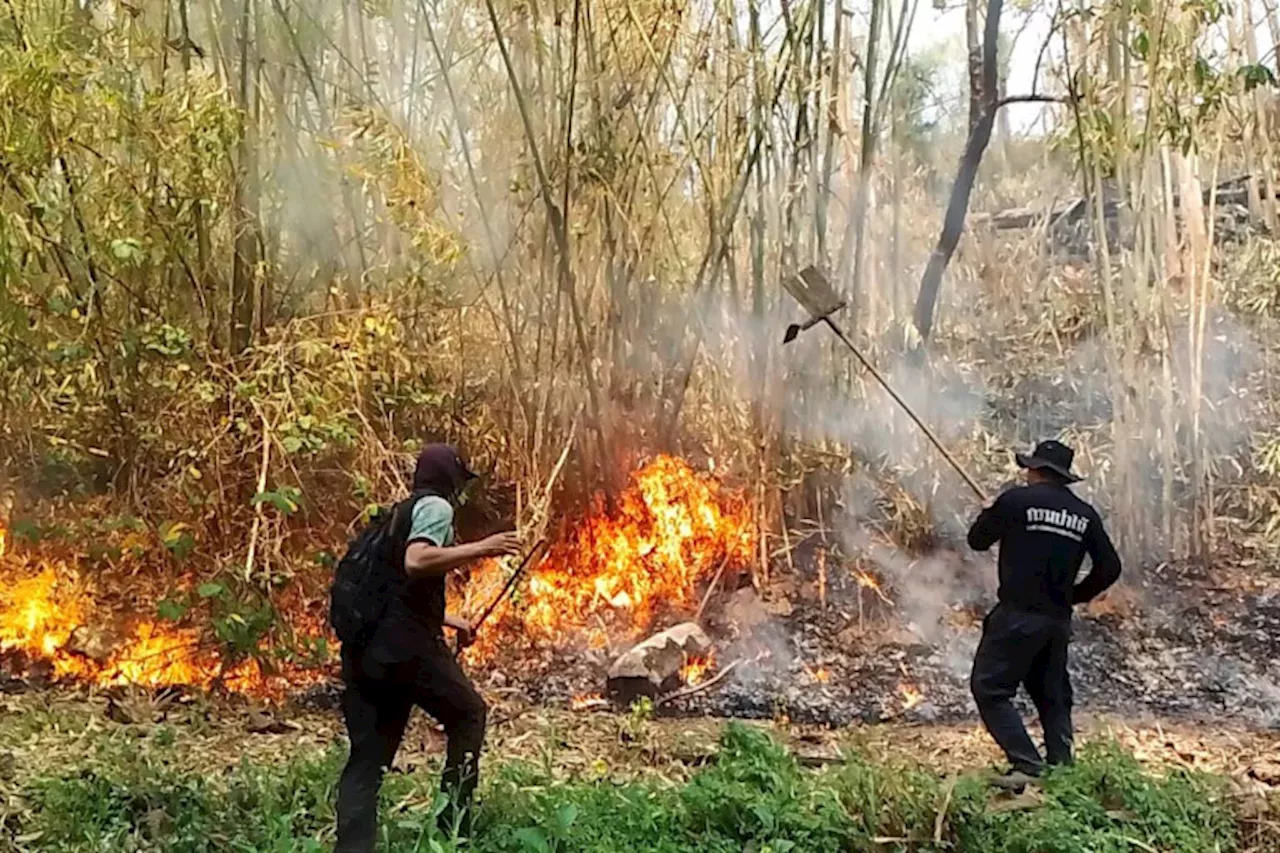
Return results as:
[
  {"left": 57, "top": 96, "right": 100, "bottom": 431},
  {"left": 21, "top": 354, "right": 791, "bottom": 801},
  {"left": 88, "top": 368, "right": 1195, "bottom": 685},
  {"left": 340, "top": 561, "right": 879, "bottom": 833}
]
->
[
  {"left": 250, "top": 486, "right": 303, "bottom": 516},
  {"left": 158, "top": 521, "right": 196, "bottom": 561},
  {"left": 153, "top": 577, "right": 278, "bottom": 664}
]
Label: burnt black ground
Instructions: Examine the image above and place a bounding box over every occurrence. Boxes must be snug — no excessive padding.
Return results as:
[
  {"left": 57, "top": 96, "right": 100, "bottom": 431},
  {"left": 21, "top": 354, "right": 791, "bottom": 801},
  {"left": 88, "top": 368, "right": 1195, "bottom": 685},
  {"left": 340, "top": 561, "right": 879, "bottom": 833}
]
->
[
  {"left": 416, "top": 567, "right": 1280, "bottom": 732},
  {"left": 281, "top": 558, "right": 1280, "bottom": 731},
  {"left": 692, "top": 588, "right": 1280, "bottom": 729},
  {"left": 295, "top": 610, "right": 1280, "bottom": 731}
]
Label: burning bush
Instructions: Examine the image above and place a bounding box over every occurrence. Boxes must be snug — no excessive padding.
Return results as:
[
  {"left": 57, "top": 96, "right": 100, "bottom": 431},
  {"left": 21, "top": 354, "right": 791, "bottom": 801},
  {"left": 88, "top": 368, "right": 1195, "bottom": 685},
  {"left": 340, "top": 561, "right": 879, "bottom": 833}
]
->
[
  {"left": 0, "top": 527, "right": 332, "bottom": 698},
  {"left": 0, "top": 453, "right": 756, "bottom": 698},
  {"left": 457, "top": 454, "right": 756, "bottom": 665}
]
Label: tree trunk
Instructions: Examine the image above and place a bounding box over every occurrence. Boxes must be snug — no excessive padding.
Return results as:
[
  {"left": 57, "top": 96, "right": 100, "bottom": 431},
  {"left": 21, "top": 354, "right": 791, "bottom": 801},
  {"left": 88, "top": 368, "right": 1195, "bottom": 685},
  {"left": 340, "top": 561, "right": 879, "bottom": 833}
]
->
[
  {"left": 177, "top": 0, "right": 214, "bottom": 344},
  {"left": 965, "top": 0, "right": 982, "bottom": 133},
  {"left": 749, "top": 0, "right": 771, "bottom": 463},
  {"left": 848, "top": 0, "right": 886, "bottom": 323},
  {"left": 996, "top": 42, "right": 1012, "bottom": 172},
  {"left": 483, "top": 0, "right": 616, "bottom": 495},
  {"left": 890, "top": 90, "right": 903, "bottom": 316},
  {"left": 1265, "top": 0, "right": 1280, "bottom": 57},
  {"left": 834, "top": 0, "right": 914, "bottom": 326},
  {"left": 1243, "top": 0, "right": 1278, "bottom": 231},
  {"left": 911, "top": 0, "right": 1003, "bottom": 345},
  {"left": 815, "top": 0, "right": 843, "bottom": 262}
]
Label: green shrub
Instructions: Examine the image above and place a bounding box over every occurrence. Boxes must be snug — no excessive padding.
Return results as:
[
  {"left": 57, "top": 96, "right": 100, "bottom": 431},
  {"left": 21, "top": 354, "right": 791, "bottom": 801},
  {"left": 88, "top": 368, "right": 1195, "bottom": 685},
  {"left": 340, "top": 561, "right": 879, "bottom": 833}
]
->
[{"left": 951, "top": 744, "right": 1236, "bottom": 853}]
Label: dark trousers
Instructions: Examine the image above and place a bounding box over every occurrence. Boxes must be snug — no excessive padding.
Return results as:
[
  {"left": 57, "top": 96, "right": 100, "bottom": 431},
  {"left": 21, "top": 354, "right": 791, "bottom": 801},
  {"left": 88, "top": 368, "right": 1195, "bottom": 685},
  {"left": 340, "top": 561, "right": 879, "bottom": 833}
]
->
[
  {"left": 336, "top": 637, "right": 487, "bottom": 853},
  {"left": 970, "top": 603, "right": 1073, "bottom": 776}
]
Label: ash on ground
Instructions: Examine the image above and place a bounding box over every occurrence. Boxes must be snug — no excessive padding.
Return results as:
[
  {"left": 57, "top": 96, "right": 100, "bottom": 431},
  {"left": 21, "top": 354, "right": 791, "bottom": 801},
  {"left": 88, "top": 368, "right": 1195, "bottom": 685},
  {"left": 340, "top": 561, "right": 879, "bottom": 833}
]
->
[{"left": 455, "top": 557, "right": 1280, "bottom": 732}]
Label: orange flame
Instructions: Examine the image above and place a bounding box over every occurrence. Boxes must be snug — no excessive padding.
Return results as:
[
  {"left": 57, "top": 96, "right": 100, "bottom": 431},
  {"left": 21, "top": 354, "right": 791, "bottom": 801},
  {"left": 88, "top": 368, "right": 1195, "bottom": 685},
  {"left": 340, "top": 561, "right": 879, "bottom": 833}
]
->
[
  {"left": 679, "top": 651, "right": 715, "bottom": 685},
  {"left": 0, "top": 540, "right": 330, "bottom": 699},
  {"left": 570, "top": 692, "right": 607, "bottom": 710},
  {"left": 2, "top": 454, "right": 753, "bottom": 698},
  {"left": 1, "top": 566, "right": 89, "bottom": 677},
  {"left": 801, "top": 661, "right": 830, "bottom": 684},
  {"left": 898, "top": 682, "right": 924, "bottom": 711},
  {"left": 461, "top": 455, "right": 755, "bottom": 663},
  {"left": 855, "top": 570, "right": 893, "bottom": 604}
]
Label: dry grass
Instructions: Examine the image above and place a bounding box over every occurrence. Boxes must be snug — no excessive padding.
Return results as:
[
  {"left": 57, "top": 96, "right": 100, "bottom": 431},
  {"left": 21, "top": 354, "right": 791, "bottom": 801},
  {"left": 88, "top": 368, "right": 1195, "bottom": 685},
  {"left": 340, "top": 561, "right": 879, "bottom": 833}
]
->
[{"left": 3, "top": 689, "right": 1278, "bottom": 787}]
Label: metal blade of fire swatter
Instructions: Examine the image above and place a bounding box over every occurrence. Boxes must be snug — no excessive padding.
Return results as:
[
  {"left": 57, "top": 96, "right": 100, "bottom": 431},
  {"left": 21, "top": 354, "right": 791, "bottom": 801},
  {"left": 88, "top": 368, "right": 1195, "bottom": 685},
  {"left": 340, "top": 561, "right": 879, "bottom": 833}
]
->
[{"left": 782, "top": 266, "right": 846, "bottom": 343}]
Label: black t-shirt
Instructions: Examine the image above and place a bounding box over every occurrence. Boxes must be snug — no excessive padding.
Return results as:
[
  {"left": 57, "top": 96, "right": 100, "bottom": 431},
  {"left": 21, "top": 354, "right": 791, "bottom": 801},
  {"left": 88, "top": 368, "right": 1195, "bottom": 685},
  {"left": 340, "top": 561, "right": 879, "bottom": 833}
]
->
[{"left": 967, "top": 482, "right": 1122, "bottom": 617}]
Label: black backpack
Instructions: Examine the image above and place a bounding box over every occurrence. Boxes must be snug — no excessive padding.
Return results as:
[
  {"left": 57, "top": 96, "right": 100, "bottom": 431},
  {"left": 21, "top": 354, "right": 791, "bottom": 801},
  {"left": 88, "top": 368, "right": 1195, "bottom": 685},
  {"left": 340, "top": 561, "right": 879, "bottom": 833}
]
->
[{"left": 329, "top": 490, "right": 431, "bottom": 647}]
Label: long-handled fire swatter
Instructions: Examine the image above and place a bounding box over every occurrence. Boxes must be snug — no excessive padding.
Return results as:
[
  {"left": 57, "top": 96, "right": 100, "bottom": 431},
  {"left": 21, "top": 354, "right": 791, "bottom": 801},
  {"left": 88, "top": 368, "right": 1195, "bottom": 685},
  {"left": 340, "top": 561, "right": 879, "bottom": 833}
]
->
[
  {"left": 453, "top": 538, "right": 549, "bottom": 658},
  {"left": 781, "top": 265, "right": 988, "bottom": 503}
]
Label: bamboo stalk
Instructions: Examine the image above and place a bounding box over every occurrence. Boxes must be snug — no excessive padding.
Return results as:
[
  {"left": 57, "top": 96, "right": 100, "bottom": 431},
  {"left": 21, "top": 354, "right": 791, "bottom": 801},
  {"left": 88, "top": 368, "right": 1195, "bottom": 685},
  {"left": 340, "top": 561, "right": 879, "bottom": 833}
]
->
[
  {"left": 420, "top": 1, "right": 528, "bottom": 405},
  {"left": 482, "top": 0, "right": 616, "bottom": 497},
  {"left": 244, "top": 408, "right": 272, "bottom": 582}
]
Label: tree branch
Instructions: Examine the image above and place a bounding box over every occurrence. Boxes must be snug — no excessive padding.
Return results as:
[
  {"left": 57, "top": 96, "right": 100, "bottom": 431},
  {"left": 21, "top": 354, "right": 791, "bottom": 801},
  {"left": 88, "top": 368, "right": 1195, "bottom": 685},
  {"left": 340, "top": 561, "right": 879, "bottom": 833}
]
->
[{"left": 997, "top": 94, "right": 1069, "bottom": 109}]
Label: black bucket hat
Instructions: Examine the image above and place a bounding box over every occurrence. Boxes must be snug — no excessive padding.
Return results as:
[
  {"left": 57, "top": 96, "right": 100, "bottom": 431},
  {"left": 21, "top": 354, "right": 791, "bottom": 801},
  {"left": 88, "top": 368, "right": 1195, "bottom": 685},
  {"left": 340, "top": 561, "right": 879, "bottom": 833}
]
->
[
  {"left": 413, "top": 443, "right": 479, "bottom": 497},
  {"left": 1015, "top": 440, "right": 1083, "bottom": 483}
]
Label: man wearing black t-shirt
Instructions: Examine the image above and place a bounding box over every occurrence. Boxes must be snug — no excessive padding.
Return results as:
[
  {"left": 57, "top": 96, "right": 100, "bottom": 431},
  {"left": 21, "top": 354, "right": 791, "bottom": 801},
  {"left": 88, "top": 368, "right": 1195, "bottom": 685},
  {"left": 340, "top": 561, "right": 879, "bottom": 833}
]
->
[
  {"left": 967, "top": 440, "right": 1122, "bottom": 788},
  {"left": 336, "top": 444, "right": 520, "bottom": 851}
]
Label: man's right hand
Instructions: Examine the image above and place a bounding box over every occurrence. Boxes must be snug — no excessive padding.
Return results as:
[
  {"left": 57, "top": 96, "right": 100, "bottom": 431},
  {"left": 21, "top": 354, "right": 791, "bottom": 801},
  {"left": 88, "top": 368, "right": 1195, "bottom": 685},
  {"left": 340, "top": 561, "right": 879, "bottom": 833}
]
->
[{"left": 479, "top": 530, "right": 522, "bottom": 558}]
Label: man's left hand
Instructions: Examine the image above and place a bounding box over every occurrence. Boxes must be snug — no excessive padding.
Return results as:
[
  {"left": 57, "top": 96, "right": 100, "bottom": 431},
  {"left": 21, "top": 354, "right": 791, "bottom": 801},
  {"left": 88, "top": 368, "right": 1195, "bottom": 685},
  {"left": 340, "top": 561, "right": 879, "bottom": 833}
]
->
[{"left": 450, "top": 618, "right": 476, "bottom": 649}]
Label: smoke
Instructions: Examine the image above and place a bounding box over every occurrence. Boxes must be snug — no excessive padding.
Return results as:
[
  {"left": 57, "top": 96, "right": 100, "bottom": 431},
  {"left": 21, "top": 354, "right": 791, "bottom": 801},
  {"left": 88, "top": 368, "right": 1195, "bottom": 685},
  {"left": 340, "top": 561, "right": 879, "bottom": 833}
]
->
[
  {"left": 253, "top": 0, "right": 1259, "bottom": 562},
  {"left": 1045, "top": 309, "right": 1259, "bottom": 453},
  {"left": 839, "top": 512, "right": 988, "bottom": 651},
  {"left": 271, "top": 146, "right": 347, "bottom": 280},
  {"left": 727, "top": 618, "right": 797, "bottom": 687},
  {"left": 801, "top": 355, "right": 987, "bottom": 531},
  {"left": 1246, "top": 675, "right": 1280, "bottom": 729},
  {"left": 681, "top": 267, "right": 1267, "bottom": 697},
  {"left": 176, "top": 0, "right": 533, "bottom": 304},
  {"left": 686, "top": 289, "right": 992, "bottom": 529},
  {"left": 1009, "top": 308, "right": 1261, "bottom": 548},
  {"left": 433, "top": 126, "right": 523, "bottom": 277}
]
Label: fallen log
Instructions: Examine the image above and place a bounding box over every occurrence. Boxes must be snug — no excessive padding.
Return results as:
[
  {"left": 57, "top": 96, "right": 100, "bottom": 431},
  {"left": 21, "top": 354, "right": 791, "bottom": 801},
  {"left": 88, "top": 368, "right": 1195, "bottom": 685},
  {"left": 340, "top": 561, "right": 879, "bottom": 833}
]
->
[{"left": 980, "top": 174, "right": 1265, "bottom": 233}]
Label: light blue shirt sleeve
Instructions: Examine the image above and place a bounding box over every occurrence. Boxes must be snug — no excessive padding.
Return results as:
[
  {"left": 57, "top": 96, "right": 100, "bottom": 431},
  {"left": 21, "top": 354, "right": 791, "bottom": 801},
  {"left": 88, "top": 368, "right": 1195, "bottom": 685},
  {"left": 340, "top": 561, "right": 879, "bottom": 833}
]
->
[{"left": 408, "top": 496, "right": 455, "bottom": 547}]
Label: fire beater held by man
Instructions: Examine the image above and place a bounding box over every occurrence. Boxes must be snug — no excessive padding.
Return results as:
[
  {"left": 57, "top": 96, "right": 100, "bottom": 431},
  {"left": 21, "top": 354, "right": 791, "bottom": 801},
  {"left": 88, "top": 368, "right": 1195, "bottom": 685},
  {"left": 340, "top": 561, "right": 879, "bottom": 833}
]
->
[
  {"left": 329, "top": 443, "right": 521, "bottom": 851},
  {"left": 966, "top": 440, "right": 1122, "bottom": 791}
]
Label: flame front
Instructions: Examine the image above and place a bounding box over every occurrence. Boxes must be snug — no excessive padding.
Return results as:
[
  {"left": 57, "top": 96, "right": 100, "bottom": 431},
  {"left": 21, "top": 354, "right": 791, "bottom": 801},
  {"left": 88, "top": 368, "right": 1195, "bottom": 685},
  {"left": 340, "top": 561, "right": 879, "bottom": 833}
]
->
[
  {"left": 856, "top": 570, "right": 893, "bottom": 604},
  {"left": 462, "top": 455, "right": 756, "bottom": 663},
  {"left": 1, "top": 453, "right": 754, "bottom": 697},
  {"left": 0, "top": 546, "right": 329, "bottom": 698},
  {"left": 0, "top": 567, "right": 86, "bottom": 672},
  {"left": 570, "top": 692, "right": 606, "bottom": 710}
]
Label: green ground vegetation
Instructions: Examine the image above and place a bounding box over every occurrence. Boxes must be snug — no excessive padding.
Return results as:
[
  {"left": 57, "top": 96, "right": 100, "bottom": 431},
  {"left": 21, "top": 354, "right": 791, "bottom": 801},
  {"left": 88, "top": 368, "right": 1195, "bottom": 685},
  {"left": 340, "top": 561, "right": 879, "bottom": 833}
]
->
[{"left": 4, "top": 720, "right": 1260, "bottom": 853}]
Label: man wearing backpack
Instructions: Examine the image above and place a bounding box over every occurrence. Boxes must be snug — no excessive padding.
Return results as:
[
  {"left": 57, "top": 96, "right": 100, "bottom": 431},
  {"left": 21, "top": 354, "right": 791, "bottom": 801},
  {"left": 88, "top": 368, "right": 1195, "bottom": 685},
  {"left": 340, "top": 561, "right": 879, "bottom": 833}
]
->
[{"left": 335, "top": 443, "right": 521, "bottom": 851}]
